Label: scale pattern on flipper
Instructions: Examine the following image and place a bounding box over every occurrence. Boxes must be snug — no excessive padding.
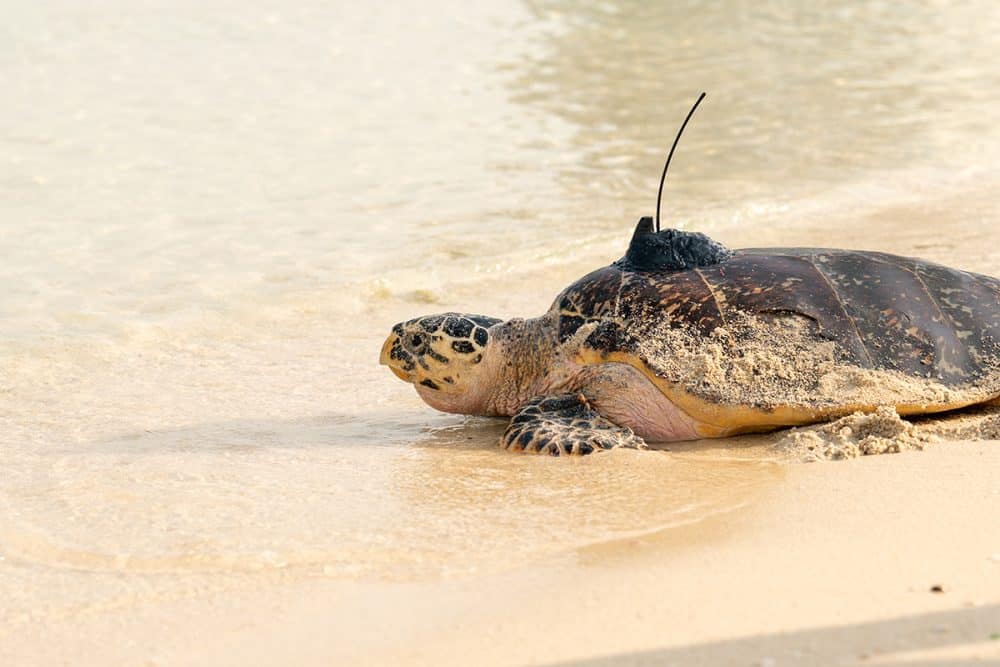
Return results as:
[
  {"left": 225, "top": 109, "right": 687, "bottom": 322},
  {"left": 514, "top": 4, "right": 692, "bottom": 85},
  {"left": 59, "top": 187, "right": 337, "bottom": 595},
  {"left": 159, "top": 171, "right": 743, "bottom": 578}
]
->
[{"left": 501, "top": 394, "right": 646, "bottom": 456}]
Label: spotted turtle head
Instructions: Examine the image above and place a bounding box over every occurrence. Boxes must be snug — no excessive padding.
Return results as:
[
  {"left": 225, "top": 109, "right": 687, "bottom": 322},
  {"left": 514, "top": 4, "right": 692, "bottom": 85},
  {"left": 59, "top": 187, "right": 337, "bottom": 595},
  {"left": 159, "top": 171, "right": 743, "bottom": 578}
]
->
[{"left": 380, "top": 312, "right": 502, "bottom": 413}]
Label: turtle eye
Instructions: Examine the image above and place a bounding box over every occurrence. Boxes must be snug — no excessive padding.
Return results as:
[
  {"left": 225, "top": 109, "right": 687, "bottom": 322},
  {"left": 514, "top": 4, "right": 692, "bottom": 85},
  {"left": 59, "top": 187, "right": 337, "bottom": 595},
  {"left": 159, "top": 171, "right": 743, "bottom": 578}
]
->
[{"left": 408, "top": 333, "right": 424, "bottom": 349}]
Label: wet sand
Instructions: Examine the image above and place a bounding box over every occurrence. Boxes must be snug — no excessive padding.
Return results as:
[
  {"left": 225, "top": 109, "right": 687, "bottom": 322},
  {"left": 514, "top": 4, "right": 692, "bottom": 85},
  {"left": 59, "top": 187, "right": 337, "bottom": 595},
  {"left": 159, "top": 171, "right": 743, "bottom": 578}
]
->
[{"left": 4, "top": 442, "right": 998, "bottom": 666}]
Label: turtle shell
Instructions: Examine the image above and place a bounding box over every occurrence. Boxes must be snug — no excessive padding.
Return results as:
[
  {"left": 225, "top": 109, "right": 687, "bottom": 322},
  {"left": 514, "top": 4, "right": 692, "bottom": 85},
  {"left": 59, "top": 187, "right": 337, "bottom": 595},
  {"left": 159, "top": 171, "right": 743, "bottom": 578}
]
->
[{"left": 553, "top": 228, "right": 1000, "bottom": 435}]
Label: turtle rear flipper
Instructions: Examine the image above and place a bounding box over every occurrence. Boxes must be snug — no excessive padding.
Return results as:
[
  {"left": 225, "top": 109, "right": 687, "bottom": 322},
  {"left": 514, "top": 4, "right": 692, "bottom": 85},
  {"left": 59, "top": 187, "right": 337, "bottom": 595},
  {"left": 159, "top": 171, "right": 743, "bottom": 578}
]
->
[{"left": 501, "top": 394, "right": 647, "bottom": 456}]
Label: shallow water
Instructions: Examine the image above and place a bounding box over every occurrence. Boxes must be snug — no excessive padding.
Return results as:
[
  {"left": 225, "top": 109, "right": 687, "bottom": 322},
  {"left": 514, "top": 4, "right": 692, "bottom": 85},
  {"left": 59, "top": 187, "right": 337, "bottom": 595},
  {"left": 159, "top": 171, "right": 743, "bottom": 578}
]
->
[{"left": 2, "top": 1, "right": 999, "bottom": 629}]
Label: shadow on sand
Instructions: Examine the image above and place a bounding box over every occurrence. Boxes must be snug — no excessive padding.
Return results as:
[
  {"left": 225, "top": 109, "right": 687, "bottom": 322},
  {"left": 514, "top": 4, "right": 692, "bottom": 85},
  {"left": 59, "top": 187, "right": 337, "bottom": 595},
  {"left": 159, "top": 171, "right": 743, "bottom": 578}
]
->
[{"left": 548, "top": 604, "right": 1000, "bottom": 667}]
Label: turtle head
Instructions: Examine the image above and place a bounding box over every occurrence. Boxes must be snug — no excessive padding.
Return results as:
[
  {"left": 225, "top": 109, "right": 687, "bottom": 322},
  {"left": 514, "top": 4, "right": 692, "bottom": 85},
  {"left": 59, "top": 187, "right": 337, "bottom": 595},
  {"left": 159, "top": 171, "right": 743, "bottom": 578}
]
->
[{"left": 380, "top": 313, "right": 503, "bottom": 414}]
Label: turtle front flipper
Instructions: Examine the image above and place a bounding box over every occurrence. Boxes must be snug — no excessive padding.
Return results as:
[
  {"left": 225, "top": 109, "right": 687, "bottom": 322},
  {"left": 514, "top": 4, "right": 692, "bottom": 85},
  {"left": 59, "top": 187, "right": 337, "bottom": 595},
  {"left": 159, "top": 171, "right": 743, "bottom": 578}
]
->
[{"left": 501, "top": 394, "right": 647, "bottom": 456}]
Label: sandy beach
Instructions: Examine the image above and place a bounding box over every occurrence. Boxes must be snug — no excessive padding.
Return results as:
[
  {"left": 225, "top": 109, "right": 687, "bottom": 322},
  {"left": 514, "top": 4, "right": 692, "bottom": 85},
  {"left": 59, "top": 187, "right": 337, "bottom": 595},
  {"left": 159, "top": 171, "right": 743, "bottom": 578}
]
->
[
  {"left": 3, "top": 2, "right": 999, "bottom": 665},
  {"left": 5, "top": 187, "right": 1000, "bottom": 665}
]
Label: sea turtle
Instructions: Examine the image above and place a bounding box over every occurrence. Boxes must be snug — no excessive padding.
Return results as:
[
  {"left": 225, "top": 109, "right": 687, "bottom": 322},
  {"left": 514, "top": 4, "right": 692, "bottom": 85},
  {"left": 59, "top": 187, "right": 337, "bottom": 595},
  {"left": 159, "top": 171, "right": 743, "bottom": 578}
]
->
[{"left": 379, "top": 96, "right": 1000, "bottom": 455}]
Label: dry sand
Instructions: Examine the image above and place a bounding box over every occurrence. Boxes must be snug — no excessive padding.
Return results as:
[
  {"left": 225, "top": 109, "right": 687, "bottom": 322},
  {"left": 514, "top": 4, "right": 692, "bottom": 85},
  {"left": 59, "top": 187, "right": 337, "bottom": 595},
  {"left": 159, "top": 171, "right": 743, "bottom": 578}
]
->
[{"left": 4, "top": 191, "right": 1000, "bottom": 666}]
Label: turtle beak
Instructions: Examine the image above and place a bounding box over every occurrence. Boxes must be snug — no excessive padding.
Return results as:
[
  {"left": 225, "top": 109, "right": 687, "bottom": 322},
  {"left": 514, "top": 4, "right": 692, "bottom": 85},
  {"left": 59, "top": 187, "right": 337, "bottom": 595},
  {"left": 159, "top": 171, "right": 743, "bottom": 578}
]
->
[{"left": 379, "top": 333, "right": 412, "bottom": 382}]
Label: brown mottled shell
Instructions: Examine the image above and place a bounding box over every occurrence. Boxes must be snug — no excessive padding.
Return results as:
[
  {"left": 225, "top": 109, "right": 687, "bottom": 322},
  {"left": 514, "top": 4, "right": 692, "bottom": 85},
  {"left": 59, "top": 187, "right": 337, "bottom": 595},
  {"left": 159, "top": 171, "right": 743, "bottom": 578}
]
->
[{"left": 555, "top": 249, "right": 1000, "bottom": 387}]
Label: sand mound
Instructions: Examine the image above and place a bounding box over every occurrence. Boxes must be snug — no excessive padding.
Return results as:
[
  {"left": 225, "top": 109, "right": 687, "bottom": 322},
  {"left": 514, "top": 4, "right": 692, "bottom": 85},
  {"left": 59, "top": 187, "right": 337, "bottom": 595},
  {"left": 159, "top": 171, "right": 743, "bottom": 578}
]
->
[
  {"left": 777, "top": 404, "right": 1000, "bottom": 462},
  {"left": 777, "top": 407, "right": 931, "bottom": 461}
]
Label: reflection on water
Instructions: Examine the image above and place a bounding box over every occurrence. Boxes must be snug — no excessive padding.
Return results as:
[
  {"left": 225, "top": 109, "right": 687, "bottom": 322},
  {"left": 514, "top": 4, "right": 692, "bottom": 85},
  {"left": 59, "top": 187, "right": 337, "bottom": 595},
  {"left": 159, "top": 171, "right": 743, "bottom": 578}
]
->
[{"left": 511, "top": 1, "right": 1000, "bottom": 227}]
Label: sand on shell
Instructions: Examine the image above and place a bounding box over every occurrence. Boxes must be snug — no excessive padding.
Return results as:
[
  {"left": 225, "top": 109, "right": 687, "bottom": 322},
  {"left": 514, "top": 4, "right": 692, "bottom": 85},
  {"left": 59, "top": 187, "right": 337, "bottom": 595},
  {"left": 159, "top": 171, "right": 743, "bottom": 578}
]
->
[
  {"left": 637, "top": 311, "right": 999, "bottom": 413},
  {"left": 624, "top": 306, "right": 1000, "bottom": 459}
]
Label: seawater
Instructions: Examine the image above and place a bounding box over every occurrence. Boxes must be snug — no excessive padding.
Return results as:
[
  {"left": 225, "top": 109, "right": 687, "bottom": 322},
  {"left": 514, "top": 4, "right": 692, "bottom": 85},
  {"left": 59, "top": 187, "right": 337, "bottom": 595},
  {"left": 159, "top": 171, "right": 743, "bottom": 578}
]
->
[{"left": 2, "top": 1, "right": 999, "bottom": 627}]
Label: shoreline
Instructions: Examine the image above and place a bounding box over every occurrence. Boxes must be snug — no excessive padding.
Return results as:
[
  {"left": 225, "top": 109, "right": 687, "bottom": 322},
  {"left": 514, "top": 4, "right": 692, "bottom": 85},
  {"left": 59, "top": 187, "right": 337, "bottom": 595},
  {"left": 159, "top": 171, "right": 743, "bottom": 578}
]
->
[{"left": 3, "top": 3, "right": 1000, "bottom": 664}]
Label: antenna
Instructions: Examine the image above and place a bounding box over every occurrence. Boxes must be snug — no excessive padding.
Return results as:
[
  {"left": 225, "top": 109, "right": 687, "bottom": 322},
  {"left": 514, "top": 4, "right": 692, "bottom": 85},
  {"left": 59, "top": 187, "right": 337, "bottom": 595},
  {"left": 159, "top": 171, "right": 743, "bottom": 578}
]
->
[{"left": 655, "top": 92, "right": 706, "bottom": 232}]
